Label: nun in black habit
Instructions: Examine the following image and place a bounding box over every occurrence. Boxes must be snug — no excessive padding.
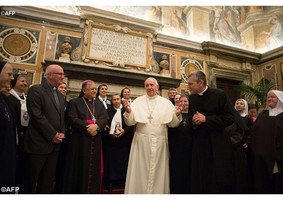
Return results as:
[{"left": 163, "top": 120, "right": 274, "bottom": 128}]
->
[{"left": 0, "top": 61, "right": 17, "bottom": 192}]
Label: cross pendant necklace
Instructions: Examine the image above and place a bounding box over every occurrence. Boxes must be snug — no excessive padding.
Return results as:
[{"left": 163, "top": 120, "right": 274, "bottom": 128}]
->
[
  {"left": 147, "top": 114, "right": 153, "bottom": 123},
  {"left": 83, "top": 97, "right": 95, "bottom": 121},
  {"left": 4, "top": 107, "right": 10, "bottom": 122},
  {"left": 146, "top": 97, "right": 156, "bottom": 124},
  {"left": 183, "top": 119, "right": 187, "bottom": 126}
]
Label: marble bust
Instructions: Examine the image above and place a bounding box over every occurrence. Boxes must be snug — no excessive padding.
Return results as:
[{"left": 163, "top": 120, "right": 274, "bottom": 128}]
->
[
  {"left": 159, "top": 55, "right": 170, "bottom": 76},
  {"left": 59, "top": 36, "right": 72, "bottom": 61}
]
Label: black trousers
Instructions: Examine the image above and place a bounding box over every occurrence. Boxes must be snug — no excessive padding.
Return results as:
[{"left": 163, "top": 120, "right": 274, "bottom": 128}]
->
[{"left": 20, "top": 151, "right": 59, "bottom": 194}]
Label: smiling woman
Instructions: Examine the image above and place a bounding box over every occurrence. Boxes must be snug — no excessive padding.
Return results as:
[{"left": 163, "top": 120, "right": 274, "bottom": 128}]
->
[
  {"left": 251, "top": 90, "right": 283, "bottom": 193},
  {"left": 0, "top": 60, "right": 17, "bottom": 193}
]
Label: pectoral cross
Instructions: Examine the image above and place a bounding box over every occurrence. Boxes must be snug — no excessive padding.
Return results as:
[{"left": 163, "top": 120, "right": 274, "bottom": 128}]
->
[
  {"left": 147, "top": 114, "right": 153, "bottom": 123},
  {"left": 183, "top": 119, "right": 187, "bottom": 126},
  {"left": 4, "top": 107, "right": 10, "bottom": 122}
]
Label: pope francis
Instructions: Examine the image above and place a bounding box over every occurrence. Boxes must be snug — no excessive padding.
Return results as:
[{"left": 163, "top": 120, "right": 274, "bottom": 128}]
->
[{"left": 123, "top": 77, "right": 183, "bottom": 194}]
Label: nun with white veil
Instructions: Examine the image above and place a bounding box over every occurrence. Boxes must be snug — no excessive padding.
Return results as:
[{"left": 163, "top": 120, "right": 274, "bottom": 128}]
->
[
  {"left": 224, "top": 98, "right": 254, "bottom": 193},
  {"left": 251, "top": 90, "right": 283, "bottom": 193}
]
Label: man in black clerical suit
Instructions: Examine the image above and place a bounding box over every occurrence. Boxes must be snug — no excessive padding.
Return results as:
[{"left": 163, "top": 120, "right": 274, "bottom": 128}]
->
[
  {"left": 187, "top": 70, "right": 235, "bottom": 193},
  {"left": 62, "top": 80, "right": 108, "bottom": 194},
  {"left": 21, "top": 64, "right": 65, "bottom": 193}
]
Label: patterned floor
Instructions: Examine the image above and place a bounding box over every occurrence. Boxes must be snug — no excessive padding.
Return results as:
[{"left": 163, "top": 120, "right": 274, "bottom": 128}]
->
[{"left": 103, "top": 185, "right": 125, "bottom": 194}]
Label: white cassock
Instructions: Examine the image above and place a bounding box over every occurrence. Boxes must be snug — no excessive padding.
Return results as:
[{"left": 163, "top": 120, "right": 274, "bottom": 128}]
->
[{"left": 123, "top": 94, "right": 182, "bottom": 194}]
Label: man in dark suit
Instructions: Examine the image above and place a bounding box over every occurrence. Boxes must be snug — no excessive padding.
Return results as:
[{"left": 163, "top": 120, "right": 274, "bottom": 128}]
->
[
  {"left": 187, "top": 70, "right": 235, "bottom": 193},
  {"left": 21, "top": 64, "right": 65, "bottom": 193}
]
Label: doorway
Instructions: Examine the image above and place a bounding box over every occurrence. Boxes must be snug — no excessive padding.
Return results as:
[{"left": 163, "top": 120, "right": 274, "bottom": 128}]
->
[{"left": 216, "top": 77, "right": 241, "bottom": 105}]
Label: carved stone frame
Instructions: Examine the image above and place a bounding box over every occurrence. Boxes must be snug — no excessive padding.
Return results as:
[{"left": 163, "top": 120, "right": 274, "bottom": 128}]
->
[
  {"left": 209, "top": 67, "right": 251, "bottom": 88},
  {"left": 84, "top": 20, "right": 153, "bottom": 71}
]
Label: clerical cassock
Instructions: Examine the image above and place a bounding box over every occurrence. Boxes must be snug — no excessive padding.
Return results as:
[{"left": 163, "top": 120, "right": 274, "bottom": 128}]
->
[
  {"left": 188, "top": 87, "right": 235, "bottom": 193},
  {"left": 62, "top": 97, "right": 108, "bottom": 194}
]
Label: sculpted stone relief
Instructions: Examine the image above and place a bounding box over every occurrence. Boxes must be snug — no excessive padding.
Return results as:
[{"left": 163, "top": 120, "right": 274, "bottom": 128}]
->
[{"left": 0, "top": 26, "right": 39, "bottom": 64}]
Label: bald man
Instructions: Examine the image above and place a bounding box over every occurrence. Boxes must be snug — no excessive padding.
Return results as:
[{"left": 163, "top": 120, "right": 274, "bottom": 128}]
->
[{"left": 21, "top": 64, "right": 66, "bottom": 193}]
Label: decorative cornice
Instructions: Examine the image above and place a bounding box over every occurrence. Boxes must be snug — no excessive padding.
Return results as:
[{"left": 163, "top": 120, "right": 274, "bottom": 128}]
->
[
  {"left": 259, "top": 46, "right": 283, "bottom": 64},
  {"left": 202, "top": 41, "right": 283, "bottom": 65},
  {"left": 43, "top": 60, "right": 181, "bottom": 89},
  {"left": 156, "top": 34, "right": 203, "bottom": 54},
  {"left": 201, "top": 41, "right": 261, "bottom": 63},
  {"left": 1, "top": 6, "right": 81, "bottom": 30},
  {"left": 79, "top": 6, "right": 163, "bottom": 34}
]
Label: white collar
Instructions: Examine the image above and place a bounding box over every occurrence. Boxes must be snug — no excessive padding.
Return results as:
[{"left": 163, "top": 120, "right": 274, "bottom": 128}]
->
[
  {"left": 198, "top": 86, "right": 208, "bottom": 96},
  {"left": 114, "top": 104, "right": 123, "bottom": 110},
  {"left": 146, "top": 94, "right": 158, "bottom": 100},
  {"left": 9, "top": 89, "right": 26, "bottom": 101},
  {"left": 98, "top": 96, "right": 107, "bottom": 102}
]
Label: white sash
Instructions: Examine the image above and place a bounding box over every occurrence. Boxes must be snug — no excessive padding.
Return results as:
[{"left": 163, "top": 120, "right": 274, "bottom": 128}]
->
[
  {"left": 98, "top": 96, "right": 108, "bottom": 109},
  {"left": 109, "top": 105, "right": 122, "bottom": 135},
  {"left": 9, "top": 89, "right": 29, "bottom": 127}
]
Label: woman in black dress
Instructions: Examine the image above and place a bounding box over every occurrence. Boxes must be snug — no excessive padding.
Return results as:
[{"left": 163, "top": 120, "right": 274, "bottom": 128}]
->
[{"left": 168, "top": 95, "right": 192, "bottom": 194}]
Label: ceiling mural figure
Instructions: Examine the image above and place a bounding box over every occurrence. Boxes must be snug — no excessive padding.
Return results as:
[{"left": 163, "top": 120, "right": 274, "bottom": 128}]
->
[
  {"left": 145, "top": 6, "right": 162, "bottom": 23},
  {"left": 262, "top": 16, "right": 283, "bottom": 51},
  {"left": 211, "top": 6, "right": 241, "bottom": 46},
  {"left": 169, "top": 9, "right": 190, "bottom": 38},
  {"left": 38, "top": 6, "right": 283, "bottom": 53}
]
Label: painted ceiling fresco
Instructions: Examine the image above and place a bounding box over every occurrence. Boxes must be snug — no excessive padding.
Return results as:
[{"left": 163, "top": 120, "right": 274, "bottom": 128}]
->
[{"left": 40, "top": 6, "right": 283, "bottom": 53}]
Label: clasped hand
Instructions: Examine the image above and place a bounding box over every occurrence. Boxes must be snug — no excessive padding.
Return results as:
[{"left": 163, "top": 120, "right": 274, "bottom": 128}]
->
[
  {"left": 52, "top": 132, "right": 65, "bottom": 143},
  {"left": 86, "top": 124, "right": 99, "bottom": 136},
  {"left": 192, "top": 111, "right": 206, "bottom": 125},
  {"left": 112, "top": 128, "right": 125, "bottom": 138}
]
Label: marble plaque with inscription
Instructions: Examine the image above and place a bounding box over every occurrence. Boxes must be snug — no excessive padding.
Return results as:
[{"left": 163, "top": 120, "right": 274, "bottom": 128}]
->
[{"left": 88, "top": 27, "right": 148, "bottom": 67}]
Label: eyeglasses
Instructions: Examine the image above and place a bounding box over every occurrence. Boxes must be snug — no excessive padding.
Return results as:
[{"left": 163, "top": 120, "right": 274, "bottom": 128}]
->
[{"left": 51, "top": 73, "right": 65, "bottom": 76}]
